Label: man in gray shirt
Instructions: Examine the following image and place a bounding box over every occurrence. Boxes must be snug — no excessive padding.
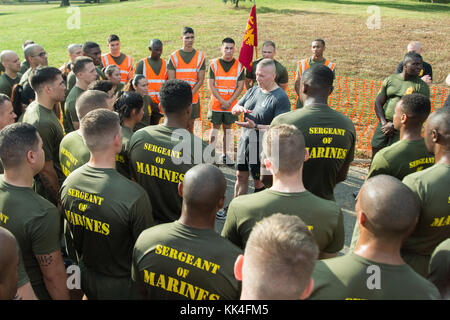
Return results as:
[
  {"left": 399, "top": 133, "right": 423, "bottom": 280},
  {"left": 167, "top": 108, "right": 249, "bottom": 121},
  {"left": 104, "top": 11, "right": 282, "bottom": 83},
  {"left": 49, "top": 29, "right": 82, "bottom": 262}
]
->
[{"left": 216, "top": 59, "right": 290, "bottom": 220}]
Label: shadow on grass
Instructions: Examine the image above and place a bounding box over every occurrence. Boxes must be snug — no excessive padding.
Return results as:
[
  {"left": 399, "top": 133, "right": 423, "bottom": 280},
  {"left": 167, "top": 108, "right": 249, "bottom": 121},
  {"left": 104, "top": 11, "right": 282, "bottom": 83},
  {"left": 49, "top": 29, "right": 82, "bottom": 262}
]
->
[
  {"left": 230, "top": 5, "right": 331, "bottom": 15},
  {"left": 258, "top": 6, "right": 331, "bottom": 15},
  {"left": 300, "top": 0, "right": 450, "bottom": 13}
]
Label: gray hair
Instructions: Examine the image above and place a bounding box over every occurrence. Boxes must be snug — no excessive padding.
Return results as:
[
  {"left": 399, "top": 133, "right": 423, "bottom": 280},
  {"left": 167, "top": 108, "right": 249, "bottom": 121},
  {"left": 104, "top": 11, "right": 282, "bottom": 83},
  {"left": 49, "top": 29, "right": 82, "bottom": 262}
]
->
[{"left": 68, "top": 44, "right": 82, "bottom": 54}]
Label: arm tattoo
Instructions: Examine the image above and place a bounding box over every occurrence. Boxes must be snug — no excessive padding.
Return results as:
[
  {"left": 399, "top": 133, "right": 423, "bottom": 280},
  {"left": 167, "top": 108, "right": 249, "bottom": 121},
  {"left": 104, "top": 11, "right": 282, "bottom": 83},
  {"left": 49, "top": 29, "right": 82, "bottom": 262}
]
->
[
  {"left": 39, "top": 172, "right": 59, "bottom": 204},
  {"left": 36, "top": 254, "right": 54, "bottom": 267}
]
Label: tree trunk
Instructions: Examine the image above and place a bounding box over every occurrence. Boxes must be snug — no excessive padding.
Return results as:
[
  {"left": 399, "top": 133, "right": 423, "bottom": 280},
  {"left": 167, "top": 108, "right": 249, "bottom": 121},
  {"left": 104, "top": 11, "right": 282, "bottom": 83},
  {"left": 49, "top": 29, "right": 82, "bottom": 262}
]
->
[
  {"left": 60, "top": 0, "right": 70, "bottom": 7},
  {"left": 235, "top": 0, "right": 239, "bottom": 8}
]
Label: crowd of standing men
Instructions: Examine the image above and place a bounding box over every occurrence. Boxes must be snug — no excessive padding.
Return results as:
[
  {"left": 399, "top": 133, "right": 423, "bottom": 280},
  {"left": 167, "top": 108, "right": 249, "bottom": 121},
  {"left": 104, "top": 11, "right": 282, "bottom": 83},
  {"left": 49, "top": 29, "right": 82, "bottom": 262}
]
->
[{"left": 0, "top": 26, "right": 448, "bottom": 300}]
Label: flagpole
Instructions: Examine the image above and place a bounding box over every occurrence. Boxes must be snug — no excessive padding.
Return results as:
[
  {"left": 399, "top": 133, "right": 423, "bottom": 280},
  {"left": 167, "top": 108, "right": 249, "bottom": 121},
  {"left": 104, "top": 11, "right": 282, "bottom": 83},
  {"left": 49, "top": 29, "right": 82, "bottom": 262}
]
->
[{"left": 254, "top": 0, "right": 257, "bottom": 59}]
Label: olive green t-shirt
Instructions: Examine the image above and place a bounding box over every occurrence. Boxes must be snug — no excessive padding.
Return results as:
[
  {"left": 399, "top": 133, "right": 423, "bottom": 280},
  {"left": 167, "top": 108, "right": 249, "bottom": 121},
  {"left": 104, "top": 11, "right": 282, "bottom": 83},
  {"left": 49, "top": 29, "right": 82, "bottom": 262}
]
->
[
  {"left": 0, "top": 177, "right": 61, "bottom": 300},
  {"left": 115, "top": 82, "right": 124, "bottom": 95},
  {"left": 63, "top": 86, "right": 85, "bottom": 134},
  {"left": 19, "top": 68, "right": 32, "bottom": 87},
  {"left": 132, "top": 221, "right": 242, "bottom": 300},
  {"left": 401, "top": 163, "right": 450, "bottom": 276},
  {"left": 60, "top": 164, "right": 154, "bottom": 298},
  {"left": 167, "top": 49, "right": 206, "bottom": 71},
  {"left": 246, "top": 58, "right": 288, "bottom": 85},
  {"left": 134, "top": 95, "right": 153, "bottom": 131},
  {"left": 116, "top": 125, "right": 134, "bottom": 179},
  {"left": 0, "top": 73, "right": 21, "bottom": 98},
  {"left": 222, "top": 189, "right": 344, "bottom": 253},
  {"left": 368, "top": 139, "right": 435, "bottom": 181},
  {"left": 271, "top": 103, "right": 356, "bottom": 201},
  {"left": 66, "top": 66, "right": 105, "bottom": 94},
  {"left": 19, "top": 60, "right": 29, "bottom": 75},
  {"left": 135, "top": 58, "right": 163, "bottom": 77},
  {"left": 17, "top": 244, "right": 31, "bottom": 289},
  {"left": 428, "top": 239, "right": 450, "bottom": 299},
  {"left": 209, "top": 58, "right": 245, "bottom": 81},
  {"left": 128, "top": 125, "right": 213, "bottom": 224},
  {"left": 378, "top": 73, "right": 430, "bottom": 121},
  {"left": 22, "top": 101, "right": 65, "bottom": 201},
  {"left": 309, "top": 252, "right": 440, "bottom": 300},
  {"left": 59, "top": 130, "right": 90, "bottom": 178}
]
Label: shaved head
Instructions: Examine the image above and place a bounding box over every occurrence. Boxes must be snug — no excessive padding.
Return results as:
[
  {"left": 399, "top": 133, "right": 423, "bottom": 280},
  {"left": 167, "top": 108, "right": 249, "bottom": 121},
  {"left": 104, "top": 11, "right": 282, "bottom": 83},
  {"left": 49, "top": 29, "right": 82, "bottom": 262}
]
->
[
  {"left": 263, "top": 124, "right": 306, "bottom": 174},
  {"left": 149, "top": 39, "right": 163, "bottom": 49},
  {"left": 0, "top": 50, "right": 17, "bottom": 63},
  {"left": 407, "top": 41, "right": 422, "bottom": 54},
  {"left": 242, "top": 214, "right": 318, "bottom": 299},
  {"left": 425, "top": 108, "right": 450, "bottom": 152},
  {"left": 182, "top": 164, "right": 226, "bottom": 215},
  {"left": 75, "top": 90, "right": 112, "bottom": 120},
  {"left": 0, "top": 50, "right": 21, "bottom": 74},
  {"left": 0, "top": 226, "right": 19, "bottom": 300},
  {"left": 358, "top": 175, "right": 420, "bottom": 239}
]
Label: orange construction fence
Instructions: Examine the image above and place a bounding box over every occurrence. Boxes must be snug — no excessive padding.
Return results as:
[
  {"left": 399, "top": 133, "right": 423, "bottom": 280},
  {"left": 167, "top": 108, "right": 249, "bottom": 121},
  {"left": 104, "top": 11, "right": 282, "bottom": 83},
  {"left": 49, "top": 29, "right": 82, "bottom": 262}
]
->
[{"left": 198, "top": 72, "right": 448, "bottom": 158}]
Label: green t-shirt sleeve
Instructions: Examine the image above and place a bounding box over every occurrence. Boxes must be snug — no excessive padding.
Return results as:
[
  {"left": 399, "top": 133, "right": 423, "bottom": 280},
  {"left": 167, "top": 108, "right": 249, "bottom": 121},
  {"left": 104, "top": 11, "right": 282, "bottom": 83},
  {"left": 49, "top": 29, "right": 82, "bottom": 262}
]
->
[
  {"left": 200, "top": 59, "right": 206, "bottom": 71},
  {"left": 167, "top": 57, "right": 175, "bottom": 71},
  {"left": 238, "top": 68, "right": 245, "bottom": 81},
  {"left": 419, "top": 82, "right": 430, "bottom": 98},
  {"left": 246, "top": 62, "right": 256, "bottom": 80},
  {"left": 37, "top": 123, "right": 57, "bottom": 162},
  {"left": 344, "top": 131, "right": 356, "bottom": 167},
  {"left": 135, "top": 60, "right": 144, "bottom": 75},
  {"left": 402, "top": 174, "right": 423, "bottom": 202},
  {"left": 323, "top": 209, "right": 345, "bottom": 253},
  {"left": 278, "top": 66, "right": 289, "bottom": 84},
  {"left": 378, "top": 76, "right": 390, "bottom": 97},
  {"left": 209, "top": 64, "right": 215, "bottom": 80},
  {"left": 17, "top": 244, "right": 30, "bottom": 288},
  {"left": 28, "top": 206, "right": 61, "bottom": 255},
  {"left": 367, "top": 152, "right": 391, "bottom": 179},
  {"left": 220, "top": 202, "right": 243, "bottom": 249},
  {"left": 131, "top": 246, "right": 140, "bottom": 283},
  {"left": 0, "top": 77, "right": 11, "bottom": 96},
  {"left": 67, "top": 99, "right": 79, "bottom": 124},
  {"left": 130, "top": 192, "right": 154, "bottom": 242},
  {"left": 96, "top": 67, "right": 105, "bottom": 81},
  {"left": 67, "top": 72, "right": 76, "bottom": 93},
  {"left": 428, "top": 239, "right": 450, "bottom": 295}
]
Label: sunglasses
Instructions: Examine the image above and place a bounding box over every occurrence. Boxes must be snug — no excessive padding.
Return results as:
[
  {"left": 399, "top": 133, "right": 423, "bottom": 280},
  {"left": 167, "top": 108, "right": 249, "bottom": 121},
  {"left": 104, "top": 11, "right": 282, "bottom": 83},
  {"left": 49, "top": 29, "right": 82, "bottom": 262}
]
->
[{"left": 32, "top": 52, "right": 47, "bottom": 58}]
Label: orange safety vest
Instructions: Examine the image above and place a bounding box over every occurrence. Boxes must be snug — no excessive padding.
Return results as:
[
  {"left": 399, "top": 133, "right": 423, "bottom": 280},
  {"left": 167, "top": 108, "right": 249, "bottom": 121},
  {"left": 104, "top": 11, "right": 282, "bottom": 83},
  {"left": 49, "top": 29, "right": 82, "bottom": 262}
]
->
[
  {"left": 141, "top": 58, "right": 167, "bottom": 105},
  {"left": 101, "top": 53, "right": 134, "bottom": 84},
  {"left": 210, "top": 58, "right": 244, "bottom": 112},
  {"left": 297, "top": 58, "right": 335, "bottom": 79},
  {"left": 169, "top": 50, "right": 205, "bottom": 104}
]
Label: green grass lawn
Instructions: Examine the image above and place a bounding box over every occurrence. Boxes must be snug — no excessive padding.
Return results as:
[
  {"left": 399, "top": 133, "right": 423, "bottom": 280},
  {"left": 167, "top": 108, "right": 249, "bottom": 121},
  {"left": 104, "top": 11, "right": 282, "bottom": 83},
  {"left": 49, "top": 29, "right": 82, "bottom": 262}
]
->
[{"left": 1, "top": 0, "right": 448, "bottom": 81}]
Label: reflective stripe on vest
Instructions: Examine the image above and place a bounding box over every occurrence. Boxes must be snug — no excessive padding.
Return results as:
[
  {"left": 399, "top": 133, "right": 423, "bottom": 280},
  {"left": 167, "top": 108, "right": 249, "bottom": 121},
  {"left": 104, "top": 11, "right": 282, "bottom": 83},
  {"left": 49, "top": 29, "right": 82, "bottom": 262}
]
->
[
  {"left": 170, "top": 50, "right": 205, "bottom": 104},
  {"left": 298, "top": 59, "right": 310, "bottom": 78},
  {"left": 298, "top": 58, "right": 335, "bottom": 78},
  {"left": 324, "top": 59, "right": 336, "bottom": 71},
  {"left": 101, "top": 53, "right": 133, "bottom": 84},
  {"left": 142, "top": 58, "right": 167, "bottom": 105},
  {"left": 210, "top": 58, "right": 243, "bottom": 112}
]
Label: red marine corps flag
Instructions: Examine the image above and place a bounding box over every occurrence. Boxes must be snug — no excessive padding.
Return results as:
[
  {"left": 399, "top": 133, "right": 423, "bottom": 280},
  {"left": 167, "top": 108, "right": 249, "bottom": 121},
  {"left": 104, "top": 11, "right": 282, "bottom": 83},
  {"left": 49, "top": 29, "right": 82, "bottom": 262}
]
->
[{"left": 238, "top": 4, "right": 257, "bottom": 72}]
